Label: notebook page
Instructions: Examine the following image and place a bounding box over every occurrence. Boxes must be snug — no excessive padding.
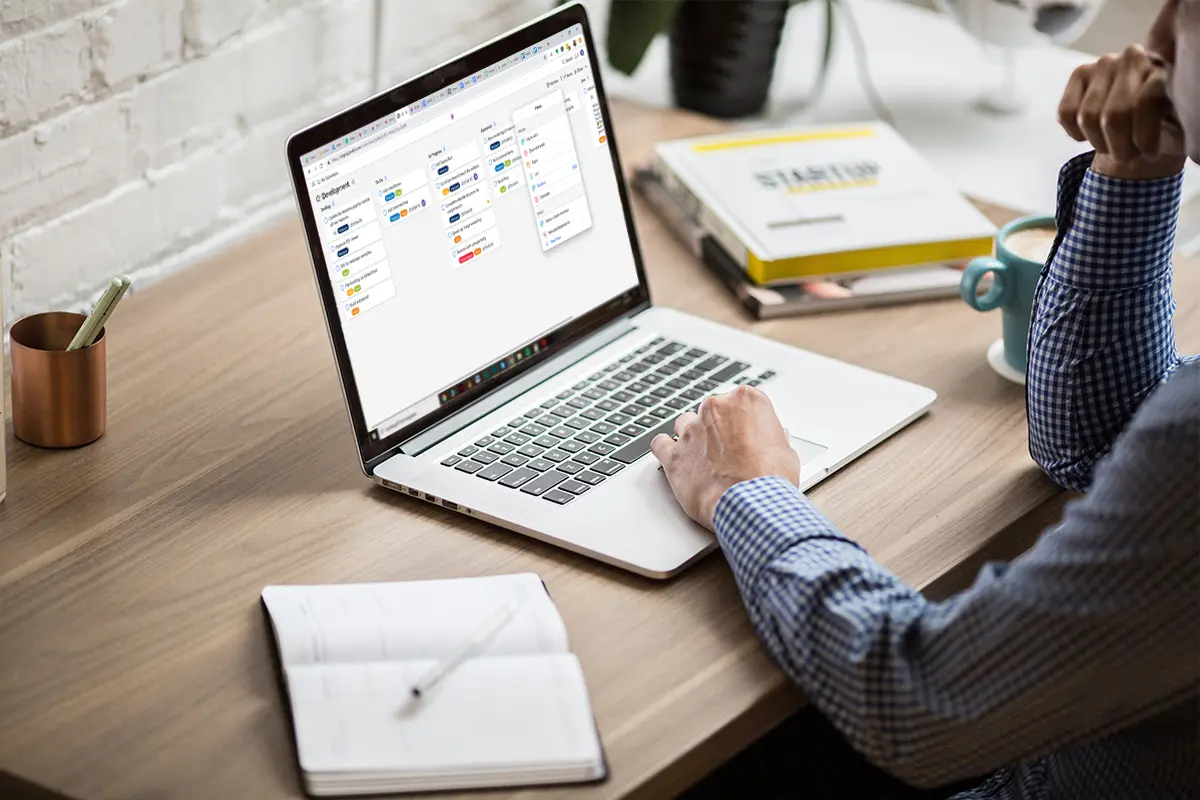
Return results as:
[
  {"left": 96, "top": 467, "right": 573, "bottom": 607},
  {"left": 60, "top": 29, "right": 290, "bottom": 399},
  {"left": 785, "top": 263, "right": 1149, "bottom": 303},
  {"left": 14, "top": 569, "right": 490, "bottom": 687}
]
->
[
  {"left": 287, "top": 654, "right": 602, "bottom": 777},
  {"left": 261, "top": 573, "right": 568, "bottom": 667}
]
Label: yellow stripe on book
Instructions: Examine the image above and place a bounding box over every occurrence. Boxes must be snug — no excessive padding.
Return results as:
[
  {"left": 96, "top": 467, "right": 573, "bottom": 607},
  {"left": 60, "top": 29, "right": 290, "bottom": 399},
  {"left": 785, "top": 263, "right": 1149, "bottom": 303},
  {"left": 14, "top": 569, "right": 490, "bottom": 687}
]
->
[
  {"left": 745, "top": 236, "right": 994, "bottom": 285},
  {"left": 692, "top": 128, "right": 877, "bottom": 152}
]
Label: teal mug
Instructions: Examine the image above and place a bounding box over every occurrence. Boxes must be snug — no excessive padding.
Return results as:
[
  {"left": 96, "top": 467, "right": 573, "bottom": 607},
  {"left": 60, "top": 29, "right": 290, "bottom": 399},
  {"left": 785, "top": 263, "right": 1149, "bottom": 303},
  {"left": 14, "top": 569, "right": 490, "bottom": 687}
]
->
[{"left": 960, "top": 215, "right": 1056, "bottom": 374}]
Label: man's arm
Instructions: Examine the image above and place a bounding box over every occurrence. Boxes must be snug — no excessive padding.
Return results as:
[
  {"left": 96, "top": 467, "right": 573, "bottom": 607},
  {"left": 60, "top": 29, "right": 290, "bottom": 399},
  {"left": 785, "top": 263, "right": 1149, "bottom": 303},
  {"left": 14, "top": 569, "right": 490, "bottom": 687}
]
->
[
  {"left": 715, "top": 367, "right": 1199, "bottom": 790},
  {"left": 1026, "top": 155, "right": 1189, "bottom": 493}
]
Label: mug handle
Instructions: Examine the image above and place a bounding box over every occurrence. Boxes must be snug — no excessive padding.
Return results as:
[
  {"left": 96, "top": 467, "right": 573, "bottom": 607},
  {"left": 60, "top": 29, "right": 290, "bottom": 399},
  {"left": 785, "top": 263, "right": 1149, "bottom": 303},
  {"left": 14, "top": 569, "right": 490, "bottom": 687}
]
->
[{"left": 960, "top": 257, "right": 1009, "bottom": 312}]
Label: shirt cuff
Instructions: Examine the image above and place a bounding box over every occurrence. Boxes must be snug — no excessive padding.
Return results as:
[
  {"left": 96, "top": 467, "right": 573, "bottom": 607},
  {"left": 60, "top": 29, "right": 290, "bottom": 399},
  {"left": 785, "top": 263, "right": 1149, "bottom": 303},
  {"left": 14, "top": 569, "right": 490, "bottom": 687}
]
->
[
  {"left": 712, "top": 476, "right": 862, "bottom": 590},
  {"left": 1047, "top": 152, "right": 1183, "bottom": 292}
]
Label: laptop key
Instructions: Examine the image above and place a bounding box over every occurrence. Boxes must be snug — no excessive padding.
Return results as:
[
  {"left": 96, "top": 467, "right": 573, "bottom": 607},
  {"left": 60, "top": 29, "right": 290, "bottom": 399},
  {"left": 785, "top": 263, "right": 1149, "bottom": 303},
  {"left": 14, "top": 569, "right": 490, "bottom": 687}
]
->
[
  {"left": 521, "top": 470, "right": 568, "bottom": 496},
  {"left": 696, "top": 355, "right": 728, "bottom": 372},
  {"left": 665, "top": 397, "right": 688, "bottom": 410},
  {"left": 685, "top": 348, "right": 708, "bottom": 359},
  {"left": 681, "top": 369, "right": 705, "bottom": 381},
  {"left": 573, "top": 450, "right": 600, "bottom": 465},
  {"left": 537, "top": 415, "right": 559, "bottom": 427},
  {"left": 575, "top": 431, "right": 601, "bottom": 444},
  {"left": 641, "top": 373, "right": 664, "bottom": 385},
  {"left": 650, "top": 407, "right": 674, "bottom": 419},
  {"left": 666, "top": 378, "right": 689, "bottom": 390},
  {"left": 610, "top": 415, "right": 681, "bottom": 464},
  {"left": 559, "top": 479, "right": 590, "bottom": 495},
  {"left": 696, "top": 380, "right": 719, "bottom": 392},
  {"left": 441, "top": 455, "right": 462, "bottom": 467},
  {"left": 455, "top": 459, "right": 484, "bottom": 474},
  {"left": 556, "top": 460, "right": 584, "bottom": 475},
  {"left": 572, "top": 381, "right": 589, "bottom": 391},
  {"left": 614, "top": 371, "right": 635, "bottom": 382},
  {"left": 457, "top": 445, "right": 478, "bottom": 457},
  {"left": 635, "top": 395, "right": 657, "bottom": 407},
  {"left": 471, "top": 451, "right": 499, "bottom": 465},
  {"left": 542, "top": 489, "right": 576, "bottom": 505},
  {"left": 517, "top": 444, "right": 544, "bottom": 458},
  {"left": 527, "top": 458, "right": 555, "bottom": 472},
  {"left": 507, "top": 418, "right": 527, "bottom": 429},
  {"left": 603, "top": 363, "right": 621, "bottom": 373},
  {"left": 499, "top": 467, "right": 538, "bottom": 488},
  {"left": 604, "top": 433, "right": 631, "bottom": 446},
  {"left": 491, "top": 427, "right": 511, "bottom": 438},
  {"left": 477, "top": 462, "right": 514, "bottom": 482},
  {"left": 619, "top": 425, "right": 645, "bottom": 437},
  {"left": 541, "top": 399, "right": 559, "bottom": 410},
  {"left": 589, "top": 442, "right": 616, "bottom": 456},
  {"left": 607, "top": 413, "right": 632, "bottom": 425},
  {"left": 659, "top": 342, "right": 685, "bottom": 355},
  {"left": 557, "top": 390, "right": 574, "bottom": 400},
  {"left": 628, "top": 362, "right": 648, "bottom": 373},
  {"left": 588, "top": 372, "right": 604, "bottom": 381},
  {"left": 576, "top": 470, "right": 606, "bottom": 486},
  {"left": 505, "top": 432, "right": 531, "bottom": 445},
  {"left": 488, "top": 442, "right": 515, "bottom": 455},
  {"left": 651, "top": 387, "right": 673, "bottom": 399},
  {"left": 580, "top": 408, "right": 604, "bottom": 420},
  {"left": 559, "top": 439, "right": 585, "bottom": 453},
  {"left": 635, "top": 416, "right": 658, "bottom": 428},
  {"left": 543, "top": 449, "right": 570, "bottom": 463},
  {"left": 564, "top": 416, "right": 589, "bottom": 430},
  {"left": 619, "top": 354, "right": 635, "bottom": 363},
  {"left": 591, "top": 422, "right": 616, "bottom": 434},
  {"left": 501, "top": 453, "right": 529, "bottom": 467},
  {"left": 592, "top": 459, "right": 625, "bottom": 476},
  {"left": 609, "top": 392, "right": 633, "bottom": 404},
  {"left": 593, "top": 383, "right": 616, "bottom": 394},
  {"left": 474, "top": 436, "right": 494, "bottom": 447},
  {"left": 532, "top": 435, "right": 559, "bottom": 448},
  {"left": 628, "top": 382, "right": 649, "bottom": 394},
  {"left": 522, "top": 423, "right": 547, "bottom": 436},
  {"left": 549, "top": 426, "right": 575, "bottom": 439},
  {"left": 619, "top": 405, "right": 642, "bottom": 416},
  {"left": 524, "top": 408, "right": 543, "bottom": 419},
  {"left": 681, "top": 388, "right": 704, "bottom": 401},
  {"left": 711, "top": 361, "right": 751, "bottom": 383}
]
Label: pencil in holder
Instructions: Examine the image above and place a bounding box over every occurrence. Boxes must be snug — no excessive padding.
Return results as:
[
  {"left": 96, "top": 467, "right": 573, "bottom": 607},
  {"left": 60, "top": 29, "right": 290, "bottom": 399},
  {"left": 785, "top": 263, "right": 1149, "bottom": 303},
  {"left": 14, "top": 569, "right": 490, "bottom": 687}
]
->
[{"left": 10, "top": 312, "right": 107, "bottom": 449}]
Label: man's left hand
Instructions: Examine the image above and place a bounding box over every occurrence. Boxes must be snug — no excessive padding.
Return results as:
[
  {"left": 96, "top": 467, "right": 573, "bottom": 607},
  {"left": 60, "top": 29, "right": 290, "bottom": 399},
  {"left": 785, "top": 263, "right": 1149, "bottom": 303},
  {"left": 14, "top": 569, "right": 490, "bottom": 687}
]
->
[{"left": 650, "top": 385, "right": 801, "bottom": 530}]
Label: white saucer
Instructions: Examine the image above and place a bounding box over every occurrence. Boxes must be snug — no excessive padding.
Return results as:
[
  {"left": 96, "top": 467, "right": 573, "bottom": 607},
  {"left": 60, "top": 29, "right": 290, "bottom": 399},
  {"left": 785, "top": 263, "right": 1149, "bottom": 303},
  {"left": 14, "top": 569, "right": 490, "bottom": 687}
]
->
[{"left": 987, "top": 339, "right": 1026, "bottom": 385}]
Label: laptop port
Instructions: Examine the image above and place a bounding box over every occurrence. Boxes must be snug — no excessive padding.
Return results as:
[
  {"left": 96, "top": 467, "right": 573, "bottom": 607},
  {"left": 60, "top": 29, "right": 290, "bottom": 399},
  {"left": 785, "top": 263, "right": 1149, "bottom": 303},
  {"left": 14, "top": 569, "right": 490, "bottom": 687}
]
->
[{"left": 441, "top": 499, "right": 460, "bottom": 512}]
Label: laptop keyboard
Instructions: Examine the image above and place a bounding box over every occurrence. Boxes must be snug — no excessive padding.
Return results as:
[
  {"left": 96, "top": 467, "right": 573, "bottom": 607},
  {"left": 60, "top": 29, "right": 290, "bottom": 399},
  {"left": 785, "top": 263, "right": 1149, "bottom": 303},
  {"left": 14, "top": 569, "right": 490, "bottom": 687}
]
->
[{"left": 439, "top": 336, "right": 776, "bottom": 505}]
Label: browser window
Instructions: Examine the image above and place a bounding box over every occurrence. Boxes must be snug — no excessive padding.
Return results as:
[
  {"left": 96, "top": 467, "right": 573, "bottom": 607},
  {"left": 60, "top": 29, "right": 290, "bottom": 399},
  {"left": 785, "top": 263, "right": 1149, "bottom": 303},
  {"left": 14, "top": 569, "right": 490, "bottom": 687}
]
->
[{"left": 301, "top": 25, "right": 637, "bottom": 439}]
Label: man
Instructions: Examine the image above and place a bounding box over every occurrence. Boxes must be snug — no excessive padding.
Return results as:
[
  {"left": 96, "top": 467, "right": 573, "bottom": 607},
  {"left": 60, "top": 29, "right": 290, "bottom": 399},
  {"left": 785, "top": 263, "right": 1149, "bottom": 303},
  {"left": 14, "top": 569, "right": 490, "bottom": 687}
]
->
[{"left": 655, "top": 1, "right": 1199, "bottom": 797}]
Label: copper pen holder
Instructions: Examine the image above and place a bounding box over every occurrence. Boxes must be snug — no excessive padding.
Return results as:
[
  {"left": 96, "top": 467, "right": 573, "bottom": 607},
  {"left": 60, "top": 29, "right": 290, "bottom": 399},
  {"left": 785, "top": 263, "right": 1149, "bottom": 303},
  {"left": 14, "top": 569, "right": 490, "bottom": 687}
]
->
[{"left": 10, "top": 312, "right": 107, "bottom": 448}]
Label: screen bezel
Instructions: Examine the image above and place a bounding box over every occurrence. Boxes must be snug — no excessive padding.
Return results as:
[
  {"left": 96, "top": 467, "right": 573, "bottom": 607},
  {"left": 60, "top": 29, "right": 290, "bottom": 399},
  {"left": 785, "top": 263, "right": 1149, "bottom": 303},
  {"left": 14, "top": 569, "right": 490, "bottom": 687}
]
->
[{"left": 285, "top": 3, "right": 650, "bottom": 471}]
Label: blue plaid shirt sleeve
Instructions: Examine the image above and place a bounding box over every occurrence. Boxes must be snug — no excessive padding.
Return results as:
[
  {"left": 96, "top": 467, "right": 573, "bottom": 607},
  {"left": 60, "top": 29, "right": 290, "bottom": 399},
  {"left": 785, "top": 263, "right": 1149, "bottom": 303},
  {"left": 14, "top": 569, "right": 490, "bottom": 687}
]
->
[
  {"left": 1027, "top": 153, "right": 1191, "bottom": 492},
  {"left": 711, "top": 157, "right": 1199, "bottom": 797}
]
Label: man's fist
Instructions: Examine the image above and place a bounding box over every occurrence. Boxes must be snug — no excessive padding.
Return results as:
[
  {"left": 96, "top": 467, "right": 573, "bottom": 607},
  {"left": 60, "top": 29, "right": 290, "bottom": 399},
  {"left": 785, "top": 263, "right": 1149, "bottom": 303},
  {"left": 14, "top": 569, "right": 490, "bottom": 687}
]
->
[
  {"left": 1057, "top": 1, "right": 1187, "bottom": 179},
  {"left": 650, "top": 385, "right": 800, "bottom": 530}
]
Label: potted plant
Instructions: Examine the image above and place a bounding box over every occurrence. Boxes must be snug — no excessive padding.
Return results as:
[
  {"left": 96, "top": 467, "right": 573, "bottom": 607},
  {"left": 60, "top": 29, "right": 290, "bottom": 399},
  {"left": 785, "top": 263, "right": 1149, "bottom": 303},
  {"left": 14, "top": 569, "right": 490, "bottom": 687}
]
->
[{"left": 600, "top": 0, "right": 834, "bottom": 119}]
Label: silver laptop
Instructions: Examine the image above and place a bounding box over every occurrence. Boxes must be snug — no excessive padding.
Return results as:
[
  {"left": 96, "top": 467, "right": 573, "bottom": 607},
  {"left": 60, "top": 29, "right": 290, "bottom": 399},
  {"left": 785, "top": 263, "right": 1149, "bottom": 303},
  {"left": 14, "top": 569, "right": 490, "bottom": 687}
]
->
[{"left": 286, "top": 3, "right": 935, "bottom": 578}]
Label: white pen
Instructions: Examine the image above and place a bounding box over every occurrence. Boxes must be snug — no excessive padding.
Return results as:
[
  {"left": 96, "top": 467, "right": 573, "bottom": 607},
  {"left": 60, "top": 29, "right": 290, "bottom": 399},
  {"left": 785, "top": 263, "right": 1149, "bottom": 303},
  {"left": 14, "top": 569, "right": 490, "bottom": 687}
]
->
[
  {"left": 407, "top": 598, "right": 520, "bottom": 702},
  {"left": 67, "top": 278, "right": 123, "bottom": 351},
  {"left": 81, "top": 275, "right": 132, "bottom": 347}
]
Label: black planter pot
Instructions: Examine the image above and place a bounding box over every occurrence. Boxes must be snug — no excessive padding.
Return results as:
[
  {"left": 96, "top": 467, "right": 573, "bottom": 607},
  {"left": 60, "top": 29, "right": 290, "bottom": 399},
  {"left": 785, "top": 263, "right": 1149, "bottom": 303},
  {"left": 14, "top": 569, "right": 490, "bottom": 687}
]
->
[{"left": 668, "top": 0, "right": 790, "bottom": 119}]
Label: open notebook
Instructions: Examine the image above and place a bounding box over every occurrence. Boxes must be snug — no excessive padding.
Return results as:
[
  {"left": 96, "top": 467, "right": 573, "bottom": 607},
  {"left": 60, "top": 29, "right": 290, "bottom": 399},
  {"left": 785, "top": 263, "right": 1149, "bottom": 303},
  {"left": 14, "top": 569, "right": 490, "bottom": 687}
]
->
[{"left": 261, "top": 573, "right": 606, "bottom": 796}]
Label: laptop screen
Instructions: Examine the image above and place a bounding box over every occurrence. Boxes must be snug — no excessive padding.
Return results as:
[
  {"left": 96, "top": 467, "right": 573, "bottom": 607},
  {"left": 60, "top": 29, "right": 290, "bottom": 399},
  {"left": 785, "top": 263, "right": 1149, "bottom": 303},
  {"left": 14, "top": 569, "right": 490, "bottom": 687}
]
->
[{"left": 297, "top": 20, "right": 640, "bottom": 445}]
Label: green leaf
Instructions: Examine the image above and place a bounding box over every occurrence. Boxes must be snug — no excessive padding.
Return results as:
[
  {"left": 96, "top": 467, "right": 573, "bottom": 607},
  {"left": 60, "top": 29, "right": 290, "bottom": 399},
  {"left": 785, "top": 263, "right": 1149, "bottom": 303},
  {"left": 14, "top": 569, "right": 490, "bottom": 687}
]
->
[{"left": 605, "top": 0, "right": 686, "bottom": 76}]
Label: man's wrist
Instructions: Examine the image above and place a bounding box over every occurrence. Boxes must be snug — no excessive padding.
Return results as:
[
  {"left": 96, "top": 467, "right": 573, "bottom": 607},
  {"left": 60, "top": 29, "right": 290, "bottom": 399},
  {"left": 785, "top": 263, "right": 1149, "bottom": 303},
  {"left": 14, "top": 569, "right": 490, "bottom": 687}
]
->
[{"left": 1090, "top": 154, "right": 1186, "bottom": 181}]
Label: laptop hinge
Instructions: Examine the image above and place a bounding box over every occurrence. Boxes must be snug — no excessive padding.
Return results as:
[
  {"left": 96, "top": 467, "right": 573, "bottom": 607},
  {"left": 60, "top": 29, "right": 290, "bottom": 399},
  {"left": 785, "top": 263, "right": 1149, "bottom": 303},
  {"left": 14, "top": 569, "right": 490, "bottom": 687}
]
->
[{"left": 366, "top": 317, "right": 640, "bottom": 471}]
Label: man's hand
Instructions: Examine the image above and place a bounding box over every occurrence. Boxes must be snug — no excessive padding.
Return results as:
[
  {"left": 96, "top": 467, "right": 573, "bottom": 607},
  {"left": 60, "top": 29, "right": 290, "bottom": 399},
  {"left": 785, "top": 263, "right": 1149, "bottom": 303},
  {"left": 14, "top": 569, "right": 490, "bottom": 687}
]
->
[
  {"left": 650, "top": 385, "right": 800, "bottom": 530},
  {"left": 1058, "top": 1, "right": 1187, "bottom": 180}
]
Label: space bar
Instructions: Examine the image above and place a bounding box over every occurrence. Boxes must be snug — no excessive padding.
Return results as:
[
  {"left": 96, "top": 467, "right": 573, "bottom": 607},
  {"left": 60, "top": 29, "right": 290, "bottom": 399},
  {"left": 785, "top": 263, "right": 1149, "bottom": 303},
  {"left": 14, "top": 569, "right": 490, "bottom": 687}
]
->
[{"left": 611, "top": 415, "right": 682, "bottom": 464}]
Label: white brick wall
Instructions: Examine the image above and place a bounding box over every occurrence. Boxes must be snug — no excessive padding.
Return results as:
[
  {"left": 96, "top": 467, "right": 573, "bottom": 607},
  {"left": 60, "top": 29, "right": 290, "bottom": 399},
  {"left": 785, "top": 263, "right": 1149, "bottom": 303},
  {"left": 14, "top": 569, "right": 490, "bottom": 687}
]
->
[{"left": 1, "top": 0, "right": 550, "bottom": 324}]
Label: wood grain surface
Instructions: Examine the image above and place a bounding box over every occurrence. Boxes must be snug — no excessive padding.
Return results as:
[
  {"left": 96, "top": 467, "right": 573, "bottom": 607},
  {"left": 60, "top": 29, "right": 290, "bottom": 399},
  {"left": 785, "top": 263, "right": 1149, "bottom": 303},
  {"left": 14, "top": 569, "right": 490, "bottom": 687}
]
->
[{"left": 1, "top": 100, "right": 1197, "bottom": 800}]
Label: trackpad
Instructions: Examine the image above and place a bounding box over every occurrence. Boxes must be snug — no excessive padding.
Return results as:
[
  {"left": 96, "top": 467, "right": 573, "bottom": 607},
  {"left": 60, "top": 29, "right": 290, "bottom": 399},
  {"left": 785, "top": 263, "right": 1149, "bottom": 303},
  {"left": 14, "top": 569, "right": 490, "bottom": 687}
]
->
[{"left": 789, "top": 435, "right": 828, "bottom": 464}]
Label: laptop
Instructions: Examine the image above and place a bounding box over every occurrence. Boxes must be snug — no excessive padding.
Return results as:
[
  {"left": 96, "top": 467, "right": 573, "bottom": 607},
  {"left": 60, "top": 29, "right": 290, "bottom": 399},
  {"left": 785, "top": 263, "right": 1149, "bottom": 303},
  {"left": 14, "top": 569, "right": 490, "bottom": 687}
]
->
[{"left": 286, "top": 2, "right": 936, "bottom": 578}]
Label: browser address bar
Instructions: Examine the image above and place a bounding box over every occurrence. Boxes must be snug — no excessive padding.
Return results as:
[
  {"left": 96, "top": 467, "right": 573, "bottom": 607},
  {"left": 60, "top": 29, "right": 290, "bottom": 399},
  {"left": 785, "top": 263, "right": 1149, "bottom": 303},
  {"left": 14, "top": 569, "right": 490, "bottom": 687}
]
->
[{"left": 332, "top": 55, "right": 573, "bottom": 177}]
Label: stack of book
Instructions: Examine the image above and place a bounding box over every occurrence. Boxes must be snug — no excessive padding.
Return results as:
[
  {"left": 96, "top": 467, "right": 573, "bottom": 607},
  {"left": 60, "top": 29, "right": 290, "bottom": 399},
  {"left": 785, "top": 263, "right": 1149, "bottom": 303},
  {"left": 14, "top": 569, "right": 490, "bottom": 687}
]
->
[{"left": 635, "top": 123, "right": 996, "bottom": 318}]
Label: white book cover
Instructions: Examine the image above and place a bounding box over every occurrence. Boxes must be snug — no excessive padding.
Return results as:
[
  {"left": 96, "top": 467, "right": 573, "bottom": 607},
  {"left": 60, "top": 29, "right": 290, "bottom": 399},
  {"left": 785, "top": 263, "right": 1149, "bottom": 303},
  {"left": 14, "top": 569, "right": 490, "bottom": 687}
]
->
[{"left": 653, "top": 122, "right": 996, "bottom": 284}]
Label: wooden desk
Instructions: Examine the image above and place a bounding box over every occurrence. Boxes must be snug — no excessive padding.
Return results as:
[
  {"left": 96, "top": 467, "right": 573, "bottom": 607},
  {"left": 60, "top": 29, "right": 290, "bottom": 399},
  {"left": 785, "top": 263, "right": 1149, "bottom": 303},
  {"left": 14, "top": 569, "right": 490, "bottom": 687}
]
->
[{"left": 2, "top": 101, "right": 1197, "bottom": 800}]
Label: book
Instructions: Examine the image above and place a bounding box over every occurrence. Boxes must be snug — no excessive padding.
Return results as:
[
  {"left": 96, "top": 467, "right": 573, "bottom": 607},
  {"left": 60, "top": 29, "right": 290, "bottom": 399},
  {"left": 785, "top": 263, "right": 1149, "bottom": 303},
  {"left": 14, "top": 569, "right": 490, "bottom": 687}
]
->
[
  {"left": 651, "top": 122, "right": 996, "bottom": 285},
  {"left": 261, "top": 572, "right": 606, "bottom": 796},
  {"left": 632, "top": 168, "right": 978, "bottom": 319}
]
